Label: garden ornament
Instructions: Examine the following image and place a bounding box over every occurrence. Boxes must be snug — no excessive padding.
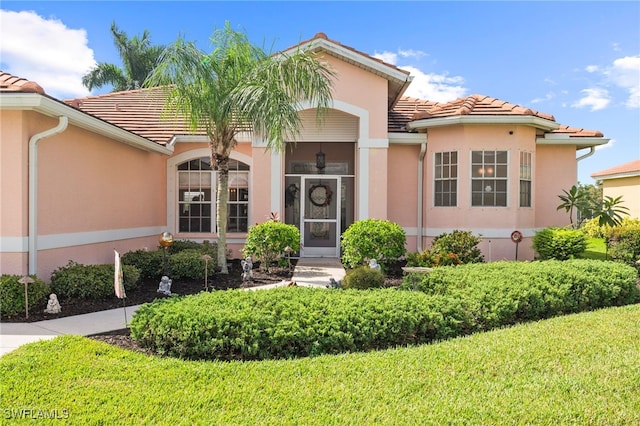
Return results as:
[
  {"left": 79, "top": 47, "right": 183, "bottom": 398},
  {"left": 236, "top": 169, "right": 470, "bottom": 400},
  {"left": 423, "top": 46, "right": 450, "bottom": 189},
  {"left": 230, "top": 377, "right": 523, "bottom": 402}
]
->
[
  {"left": 327, "top": 277, "right": 342, "bottom": 289},
  {"left": 157, "top": 276, "right": 172, "bottom": 296},
  {"left": 44, "top": 293, "right": 62, "bottom": 314},
  {"left": 241, "top": 257, "right": 253, "bottom": 282},
  {"left": 368, "top": 259, "right": 381, "bottom": 271}
]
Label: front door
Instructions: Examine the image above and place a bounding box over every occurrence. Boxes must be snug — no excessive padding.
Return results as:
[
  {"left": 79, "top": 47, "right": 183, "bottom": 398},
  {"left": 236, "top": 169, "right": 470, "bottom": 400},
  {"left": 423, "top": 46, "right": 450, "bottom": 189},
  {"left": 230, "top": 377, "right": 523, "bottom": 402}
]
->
[{"left": 302, "top": 177, "right": 339, "bottom": 257}]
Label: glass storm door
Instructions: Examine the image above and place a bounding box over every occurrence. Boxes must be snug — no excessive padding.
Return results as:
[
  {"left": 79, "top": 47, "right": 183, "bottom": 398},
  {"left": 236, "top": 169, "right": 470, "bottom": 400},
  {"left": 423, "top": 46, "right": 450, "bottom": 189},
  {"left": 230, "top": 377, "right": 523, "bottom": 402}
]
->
[{"left": 302, "top": 177, "right": 339, "bottom": 257}]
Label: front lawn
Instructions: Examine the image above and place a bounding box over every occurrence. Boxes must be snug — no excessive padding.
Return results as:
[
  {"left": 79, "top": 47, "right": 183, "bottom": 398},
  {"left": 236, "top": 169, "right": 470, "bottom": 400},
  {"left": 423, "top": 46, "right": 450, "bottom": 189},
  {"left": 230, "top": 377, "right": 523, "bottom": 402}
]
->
[
  {"left": 580, "top": 237, "right": 608, "bottom": 260},
  {"left": 2, "top": 304, "right": 639, "bottom": 424}
]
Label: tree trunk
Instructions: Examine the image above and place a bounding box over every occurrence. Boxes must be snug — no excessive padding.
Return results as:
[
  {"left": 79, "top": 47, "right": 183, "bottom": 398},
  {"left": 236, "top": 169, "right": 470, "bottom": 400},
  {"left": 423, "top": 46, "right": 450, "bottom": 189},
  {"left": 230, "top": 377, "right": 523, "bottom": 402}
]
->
[{"left": 216, "top": 161, "right": 229, "bottom": 274}]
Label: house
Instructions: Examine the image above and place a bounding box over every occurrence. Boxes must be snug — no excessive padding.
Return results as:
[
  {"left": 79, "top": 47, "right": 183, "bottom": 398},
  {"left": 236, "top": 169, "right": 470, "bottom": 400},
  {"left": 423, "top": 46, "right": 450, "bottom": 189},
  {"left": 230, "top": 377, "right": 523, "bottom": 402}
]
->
[
  {"left": 591, "top": 159, "right": 640, "bottom": 219},
  {"left": 0, "top": 33, "right": 609, "bottom": 280}
]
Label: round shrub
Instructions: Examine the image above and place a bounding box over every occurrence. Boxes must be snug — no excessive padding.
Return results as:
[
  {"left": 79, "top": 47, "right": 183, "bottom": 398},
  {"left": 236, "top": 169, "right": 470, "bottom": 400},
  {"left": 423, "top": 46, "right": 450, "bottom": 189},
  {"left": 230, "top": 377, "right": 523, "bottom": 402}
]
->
[
  {"left": 609, "top": 227, "right": 640, "bottom": 274},
  {"left": 342, "top": 266, "right": 385, "bottom": 289},
  {"left": 0, "top": 275, "right": 50, "bottom": 317},
  {"left": 51, "top": 261, "right": 140, "bottom": 299},
  {"left": 533, "top": 227, "right": 587, "bottom": 260},
  {"left": 169, "top": 249, "right": 217, "bottom": 280},
  {"left": 130, "top": 288, "right": 467, "bottom": 361},
  {"left": 341, "top": 219, "right": 406, "bottom": 270},
  {"left": 122, "top": 249, "right": 164, "bottom": 280},
  {"left": 242, "top": 220, "right": 300, "bottom": 271}
]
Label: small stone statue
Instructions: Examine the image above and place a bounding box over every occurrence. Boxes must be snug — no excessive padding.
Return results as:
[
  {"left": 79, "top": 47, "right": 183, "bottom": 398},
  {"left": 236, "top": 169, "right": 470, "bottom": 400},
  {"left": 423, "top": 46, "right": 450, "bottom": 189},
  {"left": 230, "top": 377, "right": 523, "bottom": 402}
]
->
[
  {"left": 241, "top": 257, "right": 253, "bottom": 282},
  {"left": 157, "top": 276, "right": 172, "bottom": 296},
  {"left": 327, "top": 277, "right": 342, "bottom": 289},
  {"left": 368, "top": 259, "right": 381, "bottom": 271},
  {"left": 44, "top": 293, "right": 62, "bottom": 314}
]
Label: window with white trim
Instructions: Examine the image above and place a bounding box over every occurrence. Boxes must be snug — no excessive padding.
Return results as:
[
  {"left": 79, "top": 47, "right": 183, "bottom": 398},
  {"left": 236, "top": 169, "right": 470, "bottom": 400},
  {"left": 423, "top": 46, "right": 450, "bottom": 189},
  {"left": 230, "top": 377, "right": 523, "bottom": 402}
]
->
[
  {"left": 471, "top": 150, "right": 508, "bottom": 207},
  {"left": 434, "top": 151, "right": 458, "bottom": 206},
  {"left": 519, "top": 152, "right": 532, "bottom": 207},
  {"left": 177, "top": 158, "right": 249, "bottom": 233}
]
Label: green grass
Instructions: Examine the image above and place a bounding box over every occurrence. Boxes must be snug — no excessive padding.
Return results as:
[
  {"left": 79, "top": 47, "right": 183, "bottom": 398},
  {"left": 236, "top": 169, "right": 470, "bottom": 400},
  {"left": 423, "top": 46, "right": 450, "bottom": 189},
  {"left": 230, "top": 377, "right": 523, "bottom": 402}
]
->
[
  {"left": 580, "top": 237, "right": 608, "bottom": 260},
  {"left": 2, "top": 305, "right": 639, "bottom": 425}
]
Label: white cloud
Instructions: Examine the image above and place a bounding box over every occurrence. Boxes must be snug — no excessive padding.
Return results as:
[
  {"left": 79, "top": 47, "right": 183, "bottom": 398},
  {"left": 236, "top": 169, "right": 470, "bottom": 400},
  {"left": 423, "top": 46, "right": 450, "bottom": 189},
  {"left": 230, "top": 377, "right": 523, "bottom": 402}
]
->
[
  {"left": 572, "top": 88, "right": 611, "bottom": 111},
  {"left": 0, "top": 10, "right": 95, "bottom": 98},
  {"left": 531, "top": 92, "right": 556, "bottom": 104},
  {"left": 585, "top": 65, "right": 599, "bottom": 73},
  {"left": 373, "top": 51, "right": 398, "bottom": 65},
  {"left": 398, "top": 49, "right": 427, "bottom": 60},
  {"left": 374, "top": 49, "right": 466, "bottom": 102},
  {"left": 400, "top": 66, "right": 466, "bottom": 103},
  {"left": 595, "top": 138, "right": 615, "bottom": 151},
  {"left": 605, "top": 55, "right": 640, "bottom": 108}
]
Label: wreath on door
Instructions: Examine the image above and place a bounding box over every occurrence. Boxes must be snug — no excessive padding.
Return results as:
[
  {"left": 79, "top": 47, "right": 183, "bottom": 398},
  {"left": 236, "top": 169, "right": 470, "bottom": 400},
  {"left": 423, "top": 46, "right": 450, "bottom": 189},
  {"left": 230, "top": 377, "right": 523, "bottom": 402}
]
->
[{"left": 309, "top": 184, "right": 333, "bottom": 207}]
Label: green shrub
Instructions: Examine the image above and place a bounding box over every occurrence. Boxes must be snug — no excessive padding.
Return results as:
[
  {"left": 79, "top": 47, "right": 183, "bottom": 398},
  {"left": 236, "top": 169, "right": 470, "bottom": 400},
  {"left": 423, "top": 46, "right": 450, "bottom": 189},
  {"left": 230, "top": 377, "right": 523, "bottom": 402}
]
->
[
  {"left": 131, "top": 288, "right": 468, "bottom": 361},
  {"left": 130, "top": 259, "right": 638, "bottom": 361},
  {"left": 242, "top": 220, "right": 300, "bottom": 271},
  {"left": 533, "top": 227, "right": 587, "bottom": 260},
  {"left": 340, "top": 219, "right": 406, "bottom": 270},
  {"left": 582, "top": 217, "right": 640, "bottom": 239},
  {"left": 122, "top": 249, "right": 164, "bottom": 280},
  {"left": 0, "top": 275, "right": 50, "bottom": 317},
  {"left": 342, "top": 266, "right": 385, "bottom": 289},
  {"left": 51, "top": 261, "right": 140, "bottom": 299},
  {"left": 407, "top": 230, "right": 484, "bottom": 267},
  {"left": 400, "top": 259, "right": 639, "bottom": 329},
  {"left": 609, "top": 227, "right": 640, "bottom": 274},
  {"left": 169, "top": 239, "right": 216, "bottom": 255},
  {"left": 168, "top": 249, "right": 217, "bottom": 280}
]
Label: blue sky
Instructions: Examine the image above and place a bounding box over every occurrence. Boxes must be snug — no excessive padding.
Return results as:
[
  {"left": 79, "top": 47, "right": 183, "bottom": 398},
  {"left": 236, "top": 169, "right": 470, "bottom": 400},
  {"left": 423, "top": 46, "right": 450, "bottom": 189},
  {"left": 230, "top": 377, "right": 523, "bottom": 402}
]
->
[{"left": 1, "top": 1, "right": 638, "bottom": 184}]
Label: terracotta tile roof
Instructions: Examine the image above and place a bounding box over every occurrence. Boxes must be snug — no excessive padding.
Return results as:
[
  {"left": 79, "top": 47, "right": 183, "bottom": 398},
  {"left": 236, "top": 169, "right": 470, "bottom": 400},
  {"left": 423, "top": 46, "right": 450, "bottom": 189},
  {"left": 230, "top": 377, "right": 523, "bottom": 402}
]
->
[
  {"left": 0, "top": 71, "right": 45, "bottom": 94},
  {"left": 591, "top": 159, "right": 640, "bottom": 178},
  {"left": 410, "top": 94, "right": 555, "bottom": 121},
  {"left": 388, "top": 96, "right": 438, "bottom": 132},
  {"left": 548, "top": 124, "right": 603, "bottom": 138},
  {"left": 65, "top": 87, "right": 194, "bottom": 145},
  {"left": 390, "top": 94, "right": 603, "bottom": 138}
]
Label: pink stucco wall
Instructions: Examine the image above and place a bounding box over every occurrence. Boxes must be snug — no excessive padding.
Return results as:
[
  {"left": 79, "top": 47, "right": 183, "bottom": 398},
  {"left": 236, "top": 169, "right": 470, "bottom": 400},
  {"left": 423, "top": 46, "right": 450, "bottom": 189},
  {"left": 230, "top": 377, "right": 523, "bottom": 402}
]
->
[
  {"left": 324, "top": 55, "right": 388, "bottom": 139},
  {"left": 1, "top": 110, "right": 169, "bottom": 280},
  {"left": 385, "top": 124, "right": 578, "bottom": 260}
]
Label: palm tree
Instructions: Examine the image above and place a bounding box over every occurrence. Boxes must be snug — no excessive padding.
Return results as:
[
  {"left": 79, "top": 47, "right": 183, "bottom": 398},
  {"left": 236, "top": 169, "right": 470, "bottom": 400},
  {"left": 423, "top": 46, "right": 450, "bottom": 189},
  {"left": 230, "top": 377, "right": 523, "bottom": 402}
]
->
[
  {"left": 82, "top": 22, "right": 164, "bottom": 92},
  {"left": 557, "top": 185, "right": 589, "bottom": 228},
  {"left": 145, "top": 23, "right": 334, "bottom": 273},
  {"left": 596, "top": 195, "right": 629, "bottom": 228}
]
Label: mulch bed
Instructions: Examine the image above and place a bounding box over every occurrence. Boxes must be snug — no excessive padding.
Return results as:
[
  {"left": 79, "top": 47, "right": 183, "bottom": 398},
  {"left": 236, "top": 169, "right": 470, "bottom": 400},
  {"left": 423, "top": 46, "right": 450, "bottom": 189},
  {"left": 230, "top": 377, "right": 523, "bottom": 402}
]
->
[{"left": 2, "top": 259, "right": 405, "bottom": 356}]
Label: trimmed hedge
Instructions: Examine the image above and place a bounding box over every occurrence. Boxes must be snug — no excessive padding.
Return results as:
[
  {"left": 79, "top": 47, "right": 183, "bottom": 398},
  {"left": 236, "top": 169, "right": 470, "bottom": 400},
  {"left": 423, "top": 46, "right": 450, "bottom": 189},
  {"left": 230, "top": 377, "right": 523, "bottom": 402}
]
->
[
  {"left": 400, "top": 259, "right": 639, "bottom": 330},
  {"left": 0, "top": 275, "right": 50, "bottom": 317},
  {"left": 131, "top": 259, "right": 639, "bottom": 361},
  {"left": 51, "top": 261, "right": 140, "bottom": 299},
  {"left": 533, "top": 227, "right": 587, "bottom": 260},
  {"left": 131, "top": 288, "right": 462, "bottom": 360}
]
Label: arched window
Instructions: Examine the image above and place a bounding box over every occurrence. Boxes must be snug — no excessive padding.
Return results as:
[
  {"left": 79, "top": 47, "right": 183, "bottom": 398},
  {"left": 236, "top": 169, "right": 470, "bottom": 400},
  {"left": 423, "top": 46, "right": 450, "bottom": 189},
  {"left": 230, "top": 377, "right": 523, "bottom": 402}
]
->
[{"left": 177, "top": 158, "right": 249, "bottom": 233}]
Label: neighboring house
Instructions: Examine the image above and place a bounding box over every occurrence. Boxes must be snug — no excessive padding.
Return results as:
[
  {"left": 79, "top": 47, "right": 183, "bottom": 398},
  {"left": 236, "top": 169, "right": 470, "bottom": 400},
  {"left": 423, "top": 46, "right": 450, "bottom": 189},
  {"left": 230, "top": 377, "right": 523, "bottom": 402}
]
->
[
  {"left": 591, "top": 159, "right": 640, "bottom": 219},
  {"left": 0, "top": 33, "right": 609, "bottom": 280}
]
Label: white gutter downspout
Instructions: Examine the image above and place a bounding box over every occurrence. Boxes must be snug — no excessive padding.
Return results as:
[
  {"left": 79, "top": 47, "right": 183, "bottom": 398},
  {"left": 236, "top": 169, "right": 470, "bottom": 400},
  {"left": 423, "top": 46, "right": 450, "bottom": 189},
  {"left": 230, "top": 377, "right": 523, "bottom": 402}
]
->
[
  {"left": 417, "top": 142, "right": 427, "bottom": 252},
  {"left": 577, "top": 146, "right": 595, "bottom": 162},
  {"left": 29, "top": 116, "right": 69, "bottom": 275}
]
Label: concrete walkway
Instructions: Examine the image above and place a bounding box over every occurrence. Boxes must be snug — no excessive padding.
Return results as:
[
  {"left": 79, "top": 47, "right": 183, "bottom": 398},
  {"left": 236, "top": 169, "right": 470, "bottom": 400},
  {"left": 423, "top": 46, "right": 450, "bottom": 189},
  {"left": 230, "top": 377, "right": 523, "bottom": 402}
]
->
[{"left": 0, "top": 258, "right": 345, "bottom": 357}]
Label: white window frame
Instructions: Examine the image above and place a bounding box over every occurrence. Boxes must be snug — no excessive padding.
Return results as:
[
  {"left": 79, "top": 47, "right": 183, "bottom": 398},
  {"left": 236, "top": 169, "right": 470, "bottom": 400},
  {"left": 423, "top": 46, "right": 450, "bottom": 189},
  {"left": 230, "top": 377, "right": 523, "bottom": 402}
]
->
[
  {"left": 519, "top": 151, "right": 532, "bottom": 208},
  {"left": 470, "top": 150, "right": 509, "bottom": 207},
  {"left": 167, "top": 149, "right": 252, "bottom": 236},
  {"left": 434, "top": 151, "right": 458, "bottom": 207}
]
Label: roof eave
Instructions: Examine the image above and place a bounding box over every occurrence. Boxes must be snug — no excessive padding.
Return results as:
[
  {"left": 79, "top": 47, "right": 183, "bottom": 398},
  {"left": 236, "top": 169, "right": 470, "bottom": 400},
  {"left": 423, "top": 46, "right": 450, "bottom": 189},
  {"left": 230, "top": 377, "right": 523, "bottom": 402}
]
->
[
  {"left": 1, "top": 93, "right": 174, "bottom": 155},
  {"left": 536, "top": 134, "right": 610, "bottom": 150},
  {"left": 407, "top": 115, "right": 560, "bottom": 131},
  {"left": 591, "top": 170, "right": 640, "bottom": 180}
]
